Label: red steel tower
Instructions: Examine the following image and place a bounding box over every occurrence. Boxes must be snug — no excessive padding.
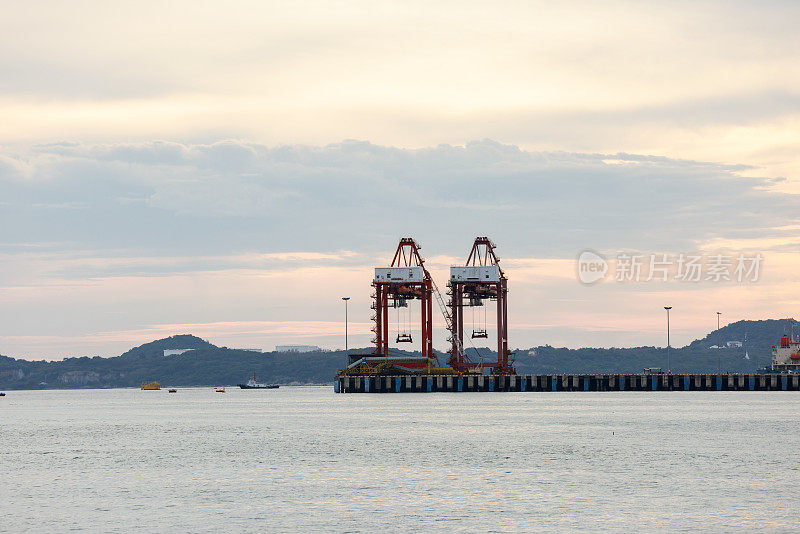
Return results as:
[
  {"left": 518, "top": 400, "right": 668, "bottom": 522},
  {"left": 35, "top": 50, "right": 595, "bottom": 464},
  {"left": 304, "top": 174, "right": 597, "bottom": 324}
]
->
[{"left": 447, "top": 237, "right": 515, "bottom": 374}]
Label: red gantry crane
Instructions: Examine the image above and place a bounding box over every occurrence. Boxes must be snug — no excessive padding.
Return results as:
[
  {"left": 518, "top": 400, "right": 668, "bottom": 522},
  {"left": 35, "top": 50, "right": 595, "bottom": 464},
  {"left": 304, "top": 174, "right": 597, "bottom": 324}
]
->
[
  {"left": 372, "top": 238, "right": 434, "bottom": 361},
  {"left": 447, "top": 237, "right": 515, "bottom": 375}
]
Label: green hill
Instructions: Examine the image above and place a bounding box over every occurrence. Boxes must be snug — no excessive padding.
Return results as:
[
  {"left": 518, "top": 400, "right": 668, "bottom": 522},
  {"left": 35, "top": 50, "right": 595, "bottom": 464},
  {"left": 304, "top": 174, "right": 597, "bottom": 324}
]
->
[
  {"left": 512, "top": 319, "right": 790, "bottom": 375},
  {"left": 118, "top": 334, "right": 215, "bottom": 360},
  {"left": 0, "top": 338, "right": 348, "bottom": 389},
  {"left": 688, "top": 319, "right": 794, "bottom": 351}
]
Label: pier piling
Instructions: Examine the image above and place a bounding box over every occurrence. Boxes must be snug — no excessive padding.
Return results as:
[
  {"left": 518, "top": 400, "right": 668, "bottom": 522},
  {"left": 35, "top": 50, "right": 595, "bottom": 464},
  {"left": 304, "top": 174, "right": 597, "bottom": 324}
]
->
[{"left": 335, "top": 373, "right": 800, "bottom": 393}]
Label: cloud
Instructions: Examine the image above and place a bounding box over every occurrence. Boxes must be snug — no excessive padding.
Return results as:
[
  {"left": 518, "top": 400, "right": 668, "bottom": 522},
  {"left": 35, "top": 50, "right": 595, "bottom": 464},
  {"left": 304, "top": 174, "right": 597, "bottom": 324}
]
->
[
  {"left": 0, "top": 249, "right": 365, "bottom": 283},
  {"left": 0, "top": 154, "right": 31, "bottom": 180},
  {"left": 3, "top": 139, "right": 798, "bottom": 258},
  {"left": 1, "top": 1, "right": 799, "bottom": 180}
]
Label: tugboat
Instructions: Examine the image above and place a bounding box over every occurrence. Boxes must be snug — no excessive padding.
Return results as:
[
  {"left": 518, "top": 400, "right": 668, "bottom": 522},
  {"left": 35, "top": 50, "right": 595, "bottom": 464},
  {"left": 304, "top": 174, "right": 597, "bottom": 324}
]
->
[
  {"left": 759, "top": 323, "right": 800, "bottom": 374},
  {"left": 140, "top": 381, "right": 161, "bottom": 390},
  {"left": 238, "top": 372, "right": 279, "bottom": 389}
]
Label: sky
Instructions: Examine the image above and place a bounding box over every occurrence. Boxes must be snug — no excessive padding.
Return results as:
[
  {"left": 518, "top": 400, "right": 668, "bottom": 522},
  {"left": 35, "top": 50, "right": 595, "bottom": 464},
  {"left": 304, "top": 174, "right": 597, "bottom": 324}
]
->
[{"left": 1, "top": 0, "right": 799, "bottom": 359}]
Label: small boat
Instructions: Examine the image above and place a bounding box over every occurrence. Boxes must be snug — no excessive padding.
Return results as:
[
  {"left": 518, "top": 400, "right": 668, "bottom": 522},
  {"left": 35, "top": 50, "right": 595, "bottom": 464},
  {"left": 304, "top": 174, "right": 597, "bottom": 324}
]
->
[
  {"left": 238, "top": 372, "right": 280, "bottom": 389},
  {"left": 215, "top": 387, "right": 226, "bottom": 393},
  {"left": 168, "top": 388, "right": 177, "bottom": 393},
  {"left": 141, "top": 381, "right": 161, "bottom": 390}
]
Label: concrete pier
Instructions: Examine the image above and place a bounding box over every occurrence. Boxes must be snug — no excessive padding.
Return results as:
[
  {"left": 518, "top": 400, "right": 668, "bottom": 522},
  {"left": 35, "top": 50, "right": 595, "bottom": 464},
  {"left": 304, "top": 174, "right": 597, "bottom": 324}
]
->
[{"left": 335, "top": 374, "right": 800, "bottom": 393}]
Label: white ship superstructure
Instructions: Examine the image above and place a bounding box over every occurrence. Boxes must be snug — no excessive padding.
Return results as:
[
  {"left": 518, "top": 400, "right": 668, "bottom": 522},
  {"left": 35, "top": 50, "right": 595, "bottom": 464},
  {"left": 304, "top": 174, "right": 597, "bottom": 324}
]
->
[{"left": 770, "top": 336, "right": 800, "bottom": 372}]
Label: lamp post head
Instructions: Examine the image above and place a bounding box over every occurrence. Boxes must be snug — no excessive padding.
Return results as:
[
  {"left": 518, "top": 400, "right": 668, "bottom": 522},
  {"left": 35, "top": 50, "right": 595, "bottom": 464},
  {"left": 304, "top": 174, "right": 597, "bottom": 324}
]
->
[
  {"left": 342, "top": 297, "right": 350, "bottom": 301},
  {"left": 664, "top": 306, "right": 672, "bottom": 310}
]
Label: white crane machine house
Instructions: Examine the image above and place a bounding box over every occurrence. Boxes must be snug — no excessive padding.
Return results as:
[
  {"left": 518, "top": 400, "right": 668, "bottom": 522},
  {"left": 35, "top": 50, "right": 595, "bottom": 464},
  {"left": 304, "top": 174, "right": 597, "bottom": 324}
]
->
[
  {"left": 374, "top": 267, "right": 425, "bottom": 283},
  {"left": 449, "top": 265, "right": 501, "bottom": 282}
]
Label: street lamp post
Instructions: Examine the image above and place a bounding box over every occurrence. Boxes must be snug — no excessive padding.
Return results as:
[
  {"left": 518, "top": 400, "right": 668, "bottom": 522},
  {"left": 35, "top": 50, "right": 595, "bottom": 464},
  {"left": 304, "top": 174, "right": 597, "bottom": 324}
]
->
[
  {"left": 717, "top": 311, "right": 722, "bottom": 374},
  {"left": 664, "top": 306, "right": 672, "bottom": 373},
  {"left": 342, "top": 297, "right": 350, "bottom": 354}
]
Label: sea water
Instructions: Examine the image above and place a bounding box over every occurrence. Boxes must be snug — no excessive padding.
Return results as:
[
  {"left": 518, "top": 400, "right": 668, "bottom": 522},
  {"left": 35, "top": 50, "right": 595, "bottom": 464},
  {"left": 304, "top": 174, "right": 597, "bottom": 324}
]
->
[{"left": 2, "top": 387, "right": 799, "bottom": 532}]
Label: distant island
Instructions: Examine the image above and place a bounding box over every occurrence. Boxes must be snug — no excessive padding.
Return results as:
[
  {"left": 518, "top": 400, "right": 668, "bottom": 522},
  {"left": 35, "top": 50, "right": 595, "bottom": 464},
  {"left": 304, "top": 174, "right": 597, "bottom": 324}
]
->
[{"left": 0, "top": 320, "right": 793, "bottom": 389}]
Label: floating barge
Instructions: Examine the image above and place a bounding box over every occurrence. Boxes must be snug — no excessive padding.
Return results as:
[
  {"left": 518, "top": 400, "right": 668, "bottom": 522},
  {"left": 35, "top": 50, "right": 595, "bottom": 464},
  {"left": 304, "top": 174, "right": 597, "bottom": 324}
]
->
[{"left": 334, "top": 373, "right": 800, "bottom": 393}]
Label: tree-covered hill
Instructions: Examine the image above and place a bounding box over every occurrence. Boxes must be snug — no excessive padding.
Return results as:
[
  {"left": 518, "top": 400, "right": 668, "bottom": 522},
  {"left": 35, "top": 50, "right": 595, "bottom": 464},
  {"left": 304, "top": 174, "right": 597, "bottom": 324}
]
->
[
  {"left": 0, "top": 337, "right": 349, "bottom": 389},
  {"left": 0, "top": 319, "right": 792, "bottom": 389},
  {"left": 688, "top": 319, "right": 794, "bottom": 351},
  {"left": 512, "top": 319, "right": 785, "bottom": 375},
  {"left": 117, "top": 334, "right": 215, "bottom": 360}
]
